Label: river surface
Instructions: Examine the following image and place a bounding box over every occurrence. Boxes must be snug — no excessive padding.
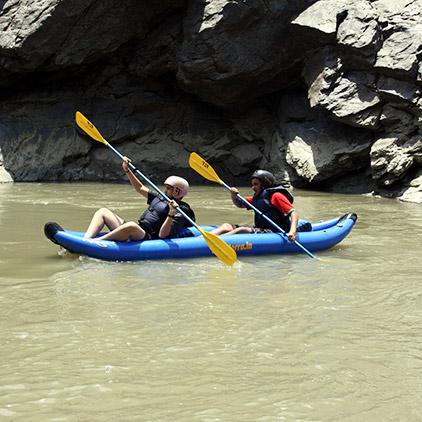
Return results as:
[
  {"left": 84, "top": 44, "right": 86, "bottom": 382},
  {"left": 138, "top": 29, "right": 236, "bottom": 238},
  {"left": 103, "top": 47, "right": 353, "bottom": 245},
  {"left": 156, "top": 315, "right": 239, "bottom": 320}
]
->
[{"left": 0, "top": 183, "right": 421, "bottom": 421}]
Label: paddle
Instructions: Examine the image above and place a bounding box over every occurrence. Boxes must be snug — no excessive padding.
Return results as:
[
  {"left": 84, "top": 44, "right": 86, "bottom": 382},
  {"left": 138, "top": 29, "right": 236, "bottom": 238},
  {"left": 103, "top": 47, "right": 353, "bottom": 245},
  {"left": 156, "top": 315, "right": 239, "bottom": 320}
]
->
[
  {"left": 75, "top": 112, "right": 237, "bottom": 266},
  {"left": 189, "top": 152, "right": 320, "bottom": 260}
]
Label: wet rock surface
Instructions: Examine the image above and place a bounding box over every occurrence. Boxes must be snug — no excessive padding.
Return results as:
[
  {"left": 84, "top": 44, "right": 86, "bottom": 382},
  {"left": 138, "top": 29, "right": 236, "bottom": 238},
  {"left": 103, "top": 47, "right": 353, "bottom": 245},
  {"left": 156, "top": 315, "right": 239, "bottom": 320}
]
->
[{"left": 0, "top": 0, "right": 421, "bottom": 203}]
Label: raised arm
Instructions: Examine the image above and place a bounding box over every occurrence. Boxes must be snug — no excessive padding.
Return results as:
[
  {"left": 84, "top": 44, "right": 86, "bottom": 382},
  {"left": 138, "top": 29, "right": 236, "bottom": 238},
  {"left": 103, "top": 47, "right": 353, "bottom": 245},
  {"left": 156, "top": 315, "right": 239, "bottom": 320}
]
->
[
  {"left": 230, "top": 187, "right": 245, "bottom": 208},
  {"left": 122, "top": 157, "right": 149, "bottom": 198}
]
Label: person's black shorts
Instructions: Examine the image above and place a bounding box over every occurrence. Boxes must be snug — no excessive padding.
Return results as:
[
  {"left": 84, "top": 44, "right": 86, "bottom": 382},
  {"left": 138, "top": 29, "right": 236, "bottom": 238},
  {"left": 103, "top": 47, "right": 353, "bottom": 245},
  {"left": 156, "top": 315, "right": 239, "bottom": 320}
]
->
[
  {"left": 232, "top": 224, "right": 272, "bottom": 234},
  {"left": 137, "top": 222, "right": 156, "bottom": 240},
  {"left": 142, "top": 232, "right": 153, "bottom": 241}
]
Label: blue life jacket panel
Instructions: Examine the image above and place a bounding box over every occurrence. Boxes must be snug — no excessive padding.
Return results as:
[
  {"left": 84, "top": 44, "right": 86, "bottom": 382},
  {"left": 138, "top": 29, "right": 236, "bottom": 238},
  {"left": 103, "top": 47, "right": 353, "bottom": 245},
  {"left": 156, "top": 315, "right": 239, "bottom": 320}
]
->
[{"left": 251, "top": 186, "right": 294, "bottom": 232}]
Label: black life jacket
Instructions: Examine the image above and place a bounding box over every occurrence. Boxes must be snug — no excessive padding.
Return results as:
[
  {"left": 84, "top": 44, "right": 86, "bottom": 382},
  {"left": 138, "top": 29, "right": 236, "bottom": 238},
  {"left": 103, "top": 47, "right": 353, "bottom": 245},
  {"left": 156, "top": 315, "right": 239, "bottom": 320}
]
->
[
  {"left": 251, "top": 186, "right": 294, "bottom": 232},
  {"left": 138, "top": 194, "right": 168, "bottom": 237},
  {"left": 138, "top": 192, "right": 195, "bottom": 238}
]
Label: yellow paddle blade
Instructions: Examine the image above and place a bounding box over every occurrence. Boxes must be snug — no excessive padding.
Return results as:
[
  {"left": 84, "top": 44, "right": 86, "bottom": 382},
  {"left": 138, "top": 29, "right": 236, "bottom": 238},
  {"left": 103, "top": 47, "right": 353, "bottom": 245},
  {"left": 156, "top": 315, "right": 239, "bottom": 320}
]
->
[
  {"left": 189, "top": 152, "right": 223, "bottom": 185},
  {"left": 198, "top": 227, "right": 237, "bottom": 266},
  {"left": 75, "top": 111, "right": 108, "bottom": 146}
]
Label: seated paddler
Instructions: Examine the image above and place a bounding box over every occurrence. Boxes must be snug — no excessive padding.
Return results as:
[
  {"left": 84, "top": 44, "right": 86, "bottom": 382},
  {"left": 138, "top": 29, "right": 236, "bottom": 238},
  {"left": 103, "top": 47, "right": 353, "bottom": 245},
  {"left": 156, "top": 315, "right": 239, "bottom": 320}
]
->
[
  {"left": 210, "top": 170, "right": 300, "bottom": 242},
  {"left": 83, "top": 157, "right": 195, "bottom": 242}
]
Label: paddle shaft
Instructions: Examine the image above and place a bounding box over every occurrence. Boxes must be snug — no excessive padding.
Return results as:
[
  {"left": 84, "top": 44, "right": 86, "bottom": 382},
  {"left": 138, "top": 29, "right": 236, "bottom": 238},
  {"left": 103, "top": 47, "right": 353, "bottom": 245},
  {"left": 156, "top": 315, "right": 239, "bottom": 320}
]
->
[{"left": 220, "top": 181, "right": 319, "bottom": 260}]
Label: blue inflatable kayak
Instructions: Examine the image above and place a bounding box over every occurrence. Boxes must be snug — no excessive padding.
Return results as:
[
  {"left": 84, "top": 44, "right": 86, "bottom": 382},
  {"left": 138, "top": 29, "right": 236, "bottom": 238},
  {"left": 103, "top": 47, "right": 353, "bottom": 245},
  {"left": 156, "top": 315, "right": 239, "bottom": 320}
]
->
[{"left": 44, "top": 212, "right": 357, "bottom": 262}]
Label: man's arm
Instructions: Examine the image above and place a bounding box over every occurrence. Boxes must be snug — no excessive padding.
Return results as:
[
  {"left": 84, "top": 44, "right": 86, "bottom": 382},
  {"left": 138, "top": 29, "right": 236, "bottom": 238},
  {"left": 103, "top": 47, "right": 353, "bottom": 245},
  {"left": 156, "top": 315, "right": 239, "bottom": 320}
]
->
[
  {"left": 158, "top": 200, "right": 179, "bottom": 239},
  {"left": 230, "top": 187, "right": 251, "bottom": 209},
  {"left": 287, "top": 210, "right": 298, "bottom": 242},
  {"left": 270, "top": 192, "right": 297, "bottom": 242},
  {"left": 122, "top": 157, "right": 149, "bottom": 198}
]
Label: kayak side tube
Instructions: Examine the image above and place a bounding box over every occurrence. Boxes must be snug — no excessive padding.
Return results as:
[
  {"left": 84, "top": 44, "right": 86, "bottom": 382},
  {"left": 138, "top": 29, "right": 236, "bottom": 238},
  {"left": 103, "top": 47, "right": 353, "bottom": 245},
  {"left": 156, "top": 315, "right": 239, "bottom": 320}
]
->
[{"left": 44, "top": 213, "right": 357, "bottom": 261}]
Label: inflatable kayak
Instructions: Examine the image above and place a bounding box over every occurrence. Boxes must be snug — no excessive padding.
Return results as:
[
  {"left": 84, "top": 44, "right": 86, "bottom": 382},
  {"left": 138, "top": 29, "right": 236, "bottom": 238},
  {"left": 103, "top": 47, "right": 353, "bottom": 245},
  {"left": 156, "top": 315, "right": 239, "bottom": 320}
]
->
[{"left": 44, "top": 212, "right": 357, "bottom": 262}]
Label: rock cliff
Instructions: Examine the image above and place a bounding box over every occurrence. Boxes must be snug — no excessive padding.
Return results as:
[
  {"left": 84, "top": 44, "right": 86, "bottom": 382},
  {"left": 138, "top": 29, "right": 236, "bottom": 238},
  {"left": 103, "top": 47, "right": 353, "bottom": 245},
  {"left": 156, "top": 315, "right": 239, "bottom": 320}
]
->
[{"left": 0, "top": 0, "right": 421, "bottom": 203}]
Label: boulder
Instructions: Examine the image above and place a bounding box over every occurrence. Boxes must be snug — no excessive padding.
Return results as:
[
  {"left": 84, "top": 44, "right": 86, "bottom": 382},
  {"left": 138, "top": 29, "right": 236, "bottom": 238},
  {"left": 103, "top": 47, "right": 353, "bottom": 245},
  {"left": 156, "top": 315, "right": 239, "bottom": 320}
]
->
[
  {"left": 0, "top": 147, "right": 13, "bottom": 183},
  {"left": 285, "top": 118, "right": 372, "bottom": 184},
  {"left": 0, "top": 0, "right": 421, "bottom": 203},
  {"left": 399, "top": 170, "right": 422, "bottom": 204}
]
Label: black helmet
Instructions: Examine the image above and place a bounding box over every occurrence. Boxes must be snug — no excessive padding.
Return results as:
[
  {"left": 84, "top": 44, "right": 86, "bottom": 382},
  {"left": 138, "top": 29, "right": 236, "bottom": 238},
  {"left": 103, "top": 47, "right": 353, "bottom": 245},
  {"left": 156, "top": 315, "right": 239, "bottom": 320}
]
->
[{"left": 251, "top": 170, "right": 275, "bottom": 189}]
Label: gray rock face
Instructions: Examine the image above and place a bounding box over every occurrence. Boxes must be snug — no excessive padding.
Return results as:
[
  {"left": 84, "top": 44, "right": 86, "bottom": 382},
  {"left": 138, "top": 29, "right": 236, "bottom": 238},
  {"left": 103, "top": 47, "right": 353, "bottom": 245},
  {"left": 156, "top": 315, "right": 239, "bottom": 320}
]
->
[
  {"left": 289, "top": 0, "right": 422, "bottom": 201},
  {"left": 0, "top": 0, "right": 421, "bottom": 202},
  {"left": 0, "top": 147, "right": 13, "bottom": 183}
]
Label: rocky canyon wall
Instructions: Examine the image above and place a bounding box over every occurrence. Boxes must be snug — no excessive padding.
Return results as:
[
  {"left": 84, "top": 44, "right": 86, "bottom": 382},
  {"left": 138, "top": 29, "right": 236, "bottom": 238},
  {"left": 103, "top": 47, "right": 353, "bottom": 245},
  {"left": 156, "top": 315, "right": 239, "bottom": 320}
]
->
[{"left": 0, "top": 0, "right": 421, "bottom": 203}]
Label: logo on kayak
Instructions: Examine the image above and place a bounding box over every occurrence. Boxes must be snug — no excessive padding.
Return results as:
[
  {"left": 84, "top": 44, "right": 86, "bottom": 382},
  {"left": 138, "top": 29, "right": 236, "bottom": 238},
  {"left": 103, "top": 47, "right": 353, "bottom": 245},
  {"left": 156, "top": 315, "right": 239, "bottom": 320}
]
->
[
  {"left": 83, "top": 238, "right": 108, "bottom": 248},
  {"left": 231, "top": 241, "right": 252, "bottom": 251}
]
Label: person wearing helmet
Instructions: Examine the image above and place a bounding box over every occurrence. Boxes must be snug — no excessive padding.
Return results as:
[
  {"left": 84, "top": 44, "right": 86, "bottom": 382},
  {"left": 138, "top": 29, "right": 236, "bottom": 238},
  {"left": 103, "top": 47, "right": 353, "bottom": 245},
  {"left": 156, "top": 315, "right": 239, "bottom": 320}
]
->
[
  {"left": 83, "top": 156, "right": 195, "bottom": 242},
  {"left": 210, "top": 169, "right": 298, "bottom": 242}
]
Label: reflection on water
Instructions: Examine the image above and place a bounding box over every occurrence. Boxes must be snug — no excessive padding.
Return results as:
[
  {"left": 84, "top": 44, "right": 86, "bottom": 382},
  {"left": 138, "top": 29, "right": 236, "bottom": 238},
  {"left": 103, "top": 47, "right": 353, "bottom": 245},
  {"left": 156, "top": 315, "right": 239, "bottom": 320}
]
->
[{"left": 0, "top": 183, "right": 421, "bottom": 421}]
